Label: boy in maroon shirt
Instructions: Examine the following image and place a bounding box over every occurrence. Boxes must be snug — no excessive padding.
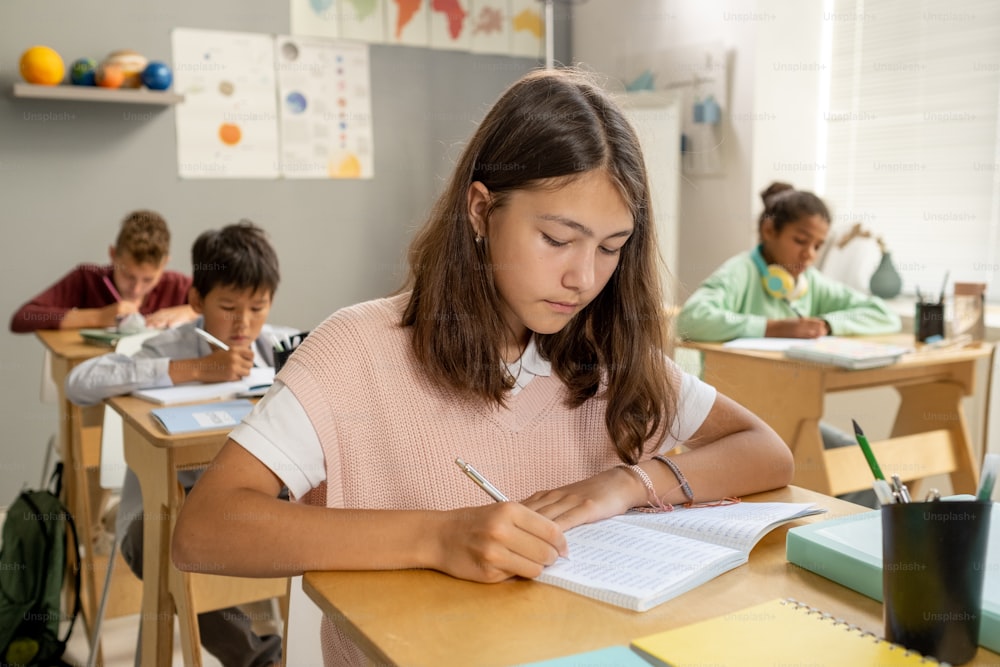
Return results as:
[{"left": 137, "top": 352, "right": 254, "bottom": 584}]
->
[{"left": 10, "top": 210, "right": 195, "bottom": 333}]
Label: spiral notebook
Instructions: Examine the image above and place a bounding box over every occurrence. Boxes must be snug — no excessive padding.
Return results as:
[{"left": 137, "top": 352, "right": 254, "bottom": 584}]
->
[{"left": 630, "top": 598, "right": 942, "bottom": 666}]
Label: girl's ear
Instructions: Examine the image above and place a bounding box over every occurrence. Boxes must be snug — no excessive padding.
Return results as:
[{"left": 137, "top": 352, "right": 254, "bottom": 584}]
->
[
  {"left": 466, "top": 181, "right": 491, "bottom": 239},
  {"left": 187, "top": 286, "right": 204, "bottom": 314},
  {"left": 760, "top": 217, "right": 777, "bottom": 243}
]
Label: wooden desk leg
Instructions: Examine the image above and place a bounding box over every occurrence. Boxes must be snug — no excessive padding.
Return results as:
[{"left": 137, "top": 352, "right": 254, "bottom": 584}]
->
[
  {"left": 700, "top": 352, "right": 830, "bottom": 493},
  {"left": 123, "top": 424, "right": 175, "bottom": 667},
  {"left": 170, "top": 481, "right": 204, "bottom": 667},
  {"left": 893, "top": 381, "right": 979, "bottom": 495}
]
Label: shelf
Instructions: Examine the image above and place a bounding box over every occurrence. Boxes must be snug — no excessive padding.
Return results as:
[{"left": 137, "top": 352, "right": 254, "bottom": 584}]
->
[{"left": 12, "top": 82, "right": 184, "bottom": 105}]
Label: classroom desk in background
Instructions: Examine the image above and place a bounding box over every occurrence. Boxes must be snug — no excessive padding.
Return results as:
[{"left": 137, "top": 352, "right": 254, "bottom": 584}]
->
[
  {"left": 34, "top": 330, "right": 142, "bottom": 642},
  {"left": 106, "top": 394, "right": 287, "bottom": 667},
  {"left": 302, "top": 486, "right": 1000, "bottom": 667},
  {"left": 681, "top": 336, "right": 994, "bottom": 498}
]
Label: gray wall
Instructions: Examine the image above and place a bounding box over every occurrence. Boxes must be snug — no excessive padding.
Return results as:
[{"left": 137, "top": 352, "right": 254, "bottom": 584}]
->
[{"left": 0, "top": 0, "right": 570, "bottom": 495}]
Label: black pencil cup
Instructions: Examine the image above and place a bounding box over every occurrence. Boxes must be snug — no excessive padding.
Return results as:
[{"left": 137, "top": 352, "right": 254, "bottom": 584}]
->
[
  {"left": 881, "top": 500, "right": 992, "bottom": 664},
  {"left": 273, "top": 331, "right": 309, "bottom": 373},
  {"left": 915, "top": 301, "right": 945, "bottom": 342}
]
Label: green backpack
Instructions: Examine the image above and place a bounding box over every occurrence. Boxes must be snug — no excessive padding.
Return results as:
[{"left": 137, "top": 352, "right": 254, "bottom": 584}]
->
[{"left": 0, "top": 463, "right": 80, "bottom": 666}]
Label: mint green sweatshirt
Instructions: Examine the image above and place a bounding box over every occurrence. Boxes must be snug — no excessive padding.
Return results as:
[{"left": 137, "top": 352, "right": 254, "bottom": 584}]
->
[{"left": 677, "top": 251, "right": 901, "bottom": 342}]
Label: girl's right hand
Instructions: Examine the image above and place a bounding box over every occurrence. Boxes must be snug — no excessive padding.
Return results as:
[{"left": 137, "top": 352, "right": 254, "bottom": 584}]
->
[
  {"left": 765, "top": 317, "right": 827, "bottom": 338},
  {"left": 428, "top": 502, "right": 567, "bottom": 583}
]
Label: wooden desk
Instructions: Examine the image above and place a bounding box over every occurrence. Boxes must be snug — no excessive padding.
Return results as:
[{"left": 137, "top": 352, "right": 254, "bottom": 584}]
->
[
  {"left": 683, "top": 337, "right": 994, "bottom": 496},
  {"left": 34, "top": 330, "right": 142, "bottom": 642},
  {"left": 303, "top": 486, "right": 1000, "bottom": 666},
  {"left": 107, "top": 395, "right": 287, "bottom": 667}
]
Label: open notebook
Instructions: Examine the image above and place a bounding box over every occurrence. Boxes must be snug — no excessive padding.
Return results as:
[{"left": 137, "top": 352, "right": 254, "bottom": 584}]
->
[
  {"left": 536, "top": 502, "right": 823, "bottom": 612},
  {"left": 132, "top": 367, "right": 275, "bottom": 405}
]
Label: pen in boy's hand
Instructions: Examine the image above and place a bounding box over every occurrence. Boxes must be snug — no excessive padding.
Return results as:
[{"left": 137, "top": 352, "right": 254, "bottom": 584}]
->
[
  {"left": 195, "top": 327, "right": 230, "bottom": 351},
  {"left": 102, "top": 275, "right": 122, "bottom": 302}
]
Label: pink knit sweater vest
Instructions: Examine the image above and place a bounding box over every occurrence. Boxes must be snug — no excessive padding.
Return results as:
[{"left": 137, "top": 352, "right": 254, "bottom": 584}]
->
[{"left": 278, "top": 294, "right": 667, "bottom": 665}]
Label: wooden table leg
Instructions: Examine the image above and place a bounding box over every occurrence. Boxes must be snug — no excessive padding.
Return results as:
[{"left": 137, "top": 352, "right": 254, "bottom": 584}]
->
[
  {"left": 893, "top": 381, "right": 979, "bottom": 495},
  {"left": 123, "top": 422, "right": 176, "bottom": 667}
]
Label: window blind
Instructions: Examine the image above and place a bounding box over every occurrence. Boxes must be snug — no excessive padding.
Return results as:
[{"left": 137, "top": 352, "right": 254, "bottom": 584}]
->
[{"left": 820, "top": 0, "right": 1000, "bottom": 301}]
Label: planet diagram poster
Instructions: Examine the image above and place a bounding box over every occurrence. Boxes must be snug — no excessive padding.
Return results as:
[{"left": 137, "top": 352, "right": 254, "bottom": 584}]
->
[
  {"left": 276, "top": 37, "right": 374, "bottom": 179},
  {"left": 172, "top": 28, "right": 281, "bottom": 179},
  {"left": 172, "top": 28, "right": 374, "bottom": 179}
]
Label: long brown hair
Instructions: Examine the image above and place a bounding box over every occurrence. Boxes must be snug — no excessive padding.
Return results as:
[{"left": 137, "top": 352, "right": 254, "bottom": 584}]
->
[{"left": 402, "top": 68, "right": 676, "bottom": 464}]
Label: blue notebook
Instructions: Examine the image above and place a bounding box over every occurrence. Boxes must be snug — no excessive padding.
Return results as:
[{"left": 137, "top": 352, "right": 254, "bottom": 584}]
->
[
  {"left": 517, "top": 645, "right": 649, "bottom": 666},
  {"left": 150, "top": 399, "right": 254, "bottom": 434}
]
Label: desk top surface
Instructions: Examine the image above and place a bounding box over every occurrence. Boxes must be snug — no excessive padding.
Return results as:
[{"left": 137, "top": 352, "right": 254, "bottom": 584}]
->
[
  {"left": 303, "top": 486, "right": 998, "bottom": 666},
  {"left": 35, "top": 329, "right": 109, "bottom": 361},
  {"left": 682, "top": 334, "right": 993, "bottom": 366}
]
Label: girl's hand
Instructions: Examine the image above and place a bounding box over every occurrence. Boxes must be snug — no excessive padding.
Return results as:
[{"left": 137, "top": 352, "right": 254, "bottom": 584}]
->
[
  {"left": 521, "top": 467, "right": 642, "bottom": 532},
  {"left": 429, "top": 502, "right": 567, "bottom": 583},
  {"left": 765, "top": 317, "right": 828, "bottom": 338}
]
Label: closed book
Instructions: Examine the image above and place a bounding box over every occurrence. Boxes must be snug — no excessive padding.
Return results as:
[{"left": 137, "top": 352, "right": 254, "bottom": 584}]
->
[
  {"left": 150, "top": 399, "right": 254, "bottom": 434},
  {"left": 79, "top": 328, "right": 124, "bottom": 347},
  {"left": 535, "top": 502, "right": 823, "bottom": 612},
  {"left": 631, "top": 598, "right": 943, "bottom": 666},
  {"left": 784, "top": 337, "right": 910, "bottom": 370},
  {"left": 785, "top": 502, "right": 1000, "bottom": 653}
]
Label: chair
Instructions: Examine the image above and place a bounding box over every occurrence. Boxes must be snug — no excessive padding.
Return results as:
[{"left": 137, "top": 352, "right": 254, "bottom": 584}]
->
[{"left": 85, "top": 330, "right": 159, "bottom": 667}]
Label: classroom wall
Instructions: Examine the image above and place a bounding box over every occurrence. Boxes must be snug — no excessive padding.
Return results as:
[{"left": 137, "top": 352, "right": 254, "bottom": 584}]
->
[
  {"left": 0, "top": 1, "right": 570, "bottom": 496},
  {"left": 571, "top": 0, "right": 760, "bottom": 300}
]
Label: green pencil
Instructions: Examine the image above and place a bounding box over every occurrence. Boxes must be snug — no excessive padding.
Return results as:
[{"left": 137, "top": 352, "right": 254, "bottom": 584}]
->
[
  {"left": 977, "top": 453, "right": 999, "bottom": 502},
  {"left": 852, "top": 419, "right": 885, "bottom": 481}
]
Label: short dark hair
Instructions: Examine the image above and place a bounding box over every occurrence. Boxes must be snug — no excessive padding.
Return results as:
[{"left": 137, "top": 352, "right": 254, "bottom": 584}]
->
[
  {"left": 115, "top": 210, "right": 170, "bottom": 265},
  {"left": 190, "top": 221, "right": 280, "bottom": 298}
]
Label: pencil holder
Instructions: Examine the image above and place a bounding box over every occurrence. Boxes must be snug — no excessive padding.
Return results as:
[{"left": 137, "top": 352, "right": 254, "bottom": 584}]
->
[
  {"left": 914, "top": 301, "right": 945, "bottom": 342},
  {"left": 881, "top": 500, "right": 992, "bottom": 664},
  {"left": 273, "top": 331, "right": 309, "bottom": 373}
]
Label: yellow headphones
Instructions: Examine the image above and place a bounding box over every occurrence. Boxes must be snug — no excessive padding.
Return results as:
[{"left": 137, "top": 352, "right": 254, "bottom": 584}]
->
[{"left": 751, "top": 245, "right": 808, "bottom": 301}]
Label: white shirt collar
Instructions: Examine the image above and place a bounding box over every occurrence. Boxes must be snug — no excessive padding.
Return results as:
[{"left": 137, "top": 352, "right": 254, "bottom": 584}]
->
[{"left": 504, "top": 336, "right": 552, "bottom": 395}]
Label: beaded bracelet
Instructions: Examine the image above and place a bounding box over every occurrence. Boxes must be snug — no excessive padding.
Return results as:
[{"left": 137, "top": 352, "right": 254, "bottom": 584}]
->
[
  {"left": 617, "top": 464, "right": 673, "bottom": 512},
  {"left": 653, "top": 455, "right": 695, "bottom": 505}
]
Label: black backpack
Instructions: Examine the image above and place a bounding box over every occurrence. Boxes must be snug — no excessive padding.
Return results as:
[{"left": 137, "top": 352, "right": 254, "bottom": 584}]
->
[{"left": 0, "top": 463, "right": 81, "bottom": 666}]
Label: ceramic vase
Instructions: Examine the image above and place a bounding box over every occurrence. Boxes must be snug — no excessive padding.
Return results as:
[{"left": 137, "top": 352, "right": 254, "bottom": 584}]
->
[{"left": 869, "top": 252, "right": 902, "bottom": 299}]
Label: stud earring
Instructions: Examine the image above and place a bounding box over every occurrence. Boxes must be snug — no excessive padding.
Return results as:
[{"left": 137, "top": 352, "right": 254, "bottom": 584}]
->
[{"left": 474, "top": 234, "right": 484, "bottom": 245}]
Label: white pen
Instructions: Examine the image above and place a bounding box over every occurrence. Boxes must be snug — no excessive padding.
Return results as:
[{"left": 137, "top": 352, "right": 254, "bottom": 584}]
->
[
  {"left": 195, "top": 327, "right": 230, "bottom": 351},
  {"left": 455, "top": 457, "right": 509, "bottom": 502}
]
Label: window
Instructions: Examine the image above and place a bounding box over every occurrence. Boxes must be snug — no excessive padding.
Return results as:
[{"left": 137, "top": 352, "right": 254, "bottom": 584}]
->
[{"left": 820, "top": 0, "right": 1000, "bottom": 302}]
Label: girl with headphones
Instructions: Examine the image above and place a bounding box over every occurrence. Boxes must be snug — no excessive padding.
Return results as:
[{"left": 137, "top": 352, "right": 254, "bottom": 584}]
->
[{"left": 677, "top": 182, "right": 900, "bottom": 342}]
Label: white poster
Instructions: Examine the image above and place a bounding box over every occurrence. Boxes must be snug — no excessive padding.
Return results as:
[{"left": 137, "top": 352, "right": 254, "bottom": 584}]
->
[
  {"left": 340, "top": 0, "right": 387, "bottom": 42},
  {"left": 276, "top": 37, "right": 374, "bottom": 179},
  {"left": 172, "top": 28, "right": 280, "bottom": 179}
]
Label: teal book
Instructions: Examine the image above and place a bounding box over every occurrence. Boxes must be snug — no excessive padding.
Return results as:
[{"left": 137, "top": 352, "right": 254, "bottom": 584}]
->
[
  {"left": 785, "top": 502, "right": 1000, "bottom": 653},
  {"left": 150, "top": 399, "right": 254, "bottom": 434},
  {"left": 516, "top": 645, "right": 649, "bottom": 666}
]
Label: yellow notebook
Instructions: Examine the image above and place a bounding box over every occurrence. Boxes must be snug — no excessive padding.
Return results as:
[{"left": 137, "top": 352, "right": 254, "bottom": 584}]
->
[{"left": 631, "top": 598, "right": 943, "bottom": 666}]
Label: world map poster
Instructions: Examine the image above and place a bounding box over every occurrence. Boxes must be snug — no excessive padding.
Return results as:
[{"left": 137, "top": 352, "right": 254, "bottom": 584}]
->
[{"left": 291, "top": 0, "right": 544, "bottom": 58}]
